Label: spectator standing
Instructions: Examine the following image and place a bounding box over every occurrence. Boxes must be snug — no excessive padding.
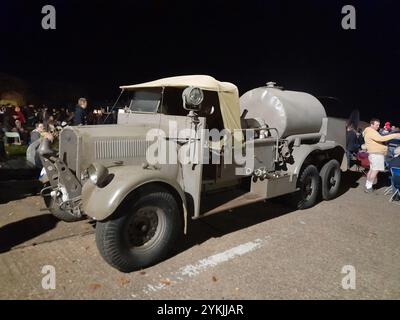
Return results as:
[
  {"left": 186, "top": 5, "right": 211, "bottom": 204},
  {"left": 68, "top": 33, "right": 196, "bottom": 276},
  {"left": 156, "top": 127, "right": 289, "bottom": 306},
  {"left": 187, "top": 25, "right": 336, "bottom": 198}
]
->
[
  {"left": 363, "top": 118, "right": 400, "bottom": 193},
  {"left": 39, "top": 106, "right": 49, "bottom": 130},
  {"left": 12, "top": 106, "right": 26, "bottom": 126},
  {"left": 380, "top": 122, "right": 391, "bottom": 135},
  {"left": 25, "top": 104, "right": 37, "bottom": 127},
  {"left": 12, "top": 119, "right": 28, "bottom": 143},
  {"left": 57, "top": 107, "right": 67, "bottom": 123},
  {"left": 356, "top": 128, "right": 365, "bottom": 146},
  {"left": 346, "top": 124, "right": 360, "bottom": 168},
  {"left": 73, "top": 98, "right": 88, "bottom": 126},
  {"left": 31, "top": 123, "right": 45, "bottom": 143},
  {"left": 47, "top": 115, "right": 56, "bottom": 133},
  {"left": 65, "top": 105, "right": 75, "bottom": 125}
]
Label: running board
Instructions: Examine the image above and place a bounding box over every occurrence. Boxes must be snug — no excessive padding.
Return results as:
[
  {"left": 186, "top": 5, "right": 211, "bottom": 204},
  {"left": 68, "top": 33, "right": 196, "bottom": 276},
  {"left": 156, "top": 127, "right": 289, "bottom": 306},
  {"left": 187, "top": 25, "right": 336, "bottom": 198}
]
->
[{"left": 200, "top": 192, "right": 265, "bottom": 217}]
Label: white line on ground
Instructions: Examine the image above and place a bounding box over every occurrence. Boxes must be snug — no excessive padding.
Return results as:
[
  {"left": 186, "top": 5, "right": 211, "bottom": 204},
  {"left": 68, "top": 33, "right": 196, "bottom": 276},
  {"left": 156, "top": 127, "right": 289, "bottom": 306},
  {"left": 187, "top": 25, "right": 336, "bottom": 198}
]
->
[{"left": 143, "top": 236, "right": 270, "bottom": 295}]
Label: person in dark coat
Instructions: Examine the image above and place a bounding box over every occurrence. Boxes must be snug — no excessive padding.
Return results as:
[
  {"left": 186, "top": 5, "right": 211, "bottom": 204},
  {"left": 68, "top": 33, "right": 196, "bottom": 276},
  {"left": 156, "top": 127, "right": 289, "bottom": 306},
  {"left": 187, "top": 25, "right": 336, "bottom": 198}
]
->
[
  {"left": 388, "top": 147, "right": 400, "bottom": 201},
  {"left": 73, "top": 98, "right": 88, "bottom": 126},
  {"left": 388, "top": 147, "right": 400, "bottom": 171},
  {"left": 346, "top": 124, "right": 360, "bottom": 168}
]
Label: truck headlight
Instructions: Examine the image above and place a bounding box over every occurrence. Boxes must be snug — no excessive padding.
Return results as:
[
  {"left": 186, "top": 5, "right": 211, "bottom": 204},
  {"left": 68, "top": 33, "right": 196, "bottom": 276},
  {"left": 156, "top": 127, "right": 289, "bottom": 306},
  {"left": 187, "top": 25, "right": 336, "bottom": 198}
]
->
[
  {"left": 182, "top": 86, "right": 204, "bottom": 110},
  {"left": 87, "top": 163, "right": 109, "bottom": 187}
]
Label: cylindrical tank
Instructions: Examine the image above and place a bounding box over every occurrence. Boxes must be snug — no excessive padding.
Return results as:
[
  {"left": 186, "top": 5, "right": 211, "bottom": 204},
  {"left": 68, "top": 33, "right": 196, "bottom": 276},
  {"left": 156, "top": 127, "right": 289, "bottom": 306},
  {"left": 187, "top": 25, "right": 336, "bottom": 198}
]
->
[{"left": 239, "top": 85, "right": 327, "bottom": 138}]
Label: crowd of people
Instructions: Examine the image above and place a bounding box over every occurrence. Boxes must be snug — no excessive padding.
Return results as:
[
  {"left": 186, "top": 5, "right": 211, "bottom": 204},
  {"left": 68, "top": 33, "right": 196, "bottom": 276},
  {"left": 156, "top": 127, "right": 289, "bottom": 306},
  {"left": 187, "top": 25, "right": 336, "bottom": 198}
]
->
[
  {"left": 0, "top": 97, "right": 118, "bottom": 147},
  {"left": 0, "top": 98, "right": 118, "bottom": 164},
  {"left": 346, "top": 118, "right": 400, "bottom": 198},
  {"left": 0, "top": 98, "right": 91, "bottom": 146}
]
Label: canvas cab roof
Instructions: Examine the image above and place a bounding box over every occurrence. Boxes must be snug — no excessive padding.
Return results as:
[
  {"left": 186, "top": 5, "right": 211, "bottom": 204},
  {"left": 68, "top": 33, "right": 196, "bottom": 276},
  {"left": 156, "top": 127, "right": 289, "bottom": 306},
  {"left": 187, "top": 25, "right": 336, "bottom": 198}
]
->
[{"left": 120, "top": 75, "right": 241, "bottom": 132}]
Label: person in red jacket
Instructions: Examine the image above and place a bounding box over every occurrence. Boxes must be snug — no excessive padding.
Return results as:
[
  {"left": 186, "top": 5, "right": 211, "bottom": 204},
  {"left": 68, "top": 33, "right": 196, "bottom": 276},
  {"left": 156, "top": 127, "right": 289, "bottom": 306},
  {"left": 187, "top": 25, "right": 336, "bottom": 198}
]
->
[{"left": 12, "top": 106, "right": 26, "bottom": 125}]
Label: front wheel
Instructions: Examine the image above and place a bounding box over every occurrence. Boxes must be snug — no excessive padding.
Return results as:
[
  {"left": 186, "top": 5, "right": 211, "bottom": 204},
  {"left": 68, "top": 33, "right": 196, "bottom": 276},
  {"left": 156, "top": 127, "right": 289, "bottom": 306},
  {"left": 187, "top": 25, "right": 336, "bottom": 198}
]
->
[{"left": 95, "top": 191, "right": 182, "bottom": 272}]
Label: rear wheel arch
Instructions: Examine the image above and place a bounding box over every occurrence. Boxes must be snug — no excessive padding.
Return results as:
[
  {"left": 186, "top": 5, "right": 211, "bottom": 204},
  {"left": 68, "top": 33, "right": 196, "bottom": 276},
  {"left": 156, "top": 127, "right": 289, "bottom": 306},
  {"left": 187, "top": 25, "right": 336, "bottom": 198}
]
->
[
  {"left": 297, "top": 146, "right": 346, "bottom": 174},
  {"left": 324, "top": 146, "right": 347, "bottom": 171}
]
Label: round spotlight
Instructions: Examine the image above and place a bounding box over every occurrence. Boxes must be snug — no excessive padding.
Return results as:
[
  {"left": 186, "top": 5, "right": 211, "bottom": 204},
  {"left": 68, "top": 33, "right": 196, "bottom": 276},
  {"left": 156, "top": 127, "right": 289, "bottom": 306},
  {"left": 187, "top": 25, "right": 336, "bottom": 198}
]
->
[{"left": 182, "top": 86, "right": 204, "bottom": 110}]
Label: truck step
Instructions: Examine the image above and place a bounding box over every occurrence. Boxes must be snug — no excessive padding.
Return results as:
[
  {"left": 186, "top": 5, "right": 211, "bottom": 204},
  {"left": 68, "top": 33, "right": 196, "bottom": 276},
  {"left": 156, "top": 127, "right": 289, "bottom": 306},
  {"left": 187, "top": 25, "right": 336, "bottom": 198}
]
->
[{"left": 201, "top": 192, "right": 265, "bottom": 217}]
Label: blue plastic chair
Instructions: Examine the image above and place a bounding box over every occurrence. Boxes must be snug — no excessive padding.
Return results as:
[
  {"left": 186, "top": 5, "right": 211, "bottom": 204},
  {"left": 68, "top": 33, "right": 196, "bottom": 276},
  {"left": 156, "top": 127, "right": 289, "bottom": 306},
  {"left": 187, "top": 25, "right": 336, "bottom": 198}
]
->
[{"left": 389, "top": 167, "right": 400, "bottom": 204}]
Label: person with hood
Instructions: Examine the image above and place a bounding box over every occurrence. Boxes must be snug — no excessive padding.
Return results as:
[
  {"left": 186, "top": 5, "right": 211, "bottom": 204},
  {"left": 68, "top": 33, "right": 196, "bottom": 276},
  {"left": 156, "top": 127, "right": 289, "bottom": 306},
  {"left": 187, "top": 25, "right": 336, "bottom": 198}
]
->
[{"left": 363, "top": 118, "right": 400, "bottom": 193}]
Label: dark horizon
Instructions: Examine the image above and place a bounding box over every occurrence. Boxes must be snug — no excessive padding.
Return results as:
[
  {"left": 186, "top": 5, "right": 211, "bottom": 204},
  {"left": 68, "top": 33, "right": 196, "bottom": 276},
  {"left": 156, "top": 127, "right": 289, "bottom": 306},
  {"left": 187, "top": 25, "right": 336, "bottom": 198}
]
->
[{"left": 0, "top": 0, "right": 399, "bottom": 123}]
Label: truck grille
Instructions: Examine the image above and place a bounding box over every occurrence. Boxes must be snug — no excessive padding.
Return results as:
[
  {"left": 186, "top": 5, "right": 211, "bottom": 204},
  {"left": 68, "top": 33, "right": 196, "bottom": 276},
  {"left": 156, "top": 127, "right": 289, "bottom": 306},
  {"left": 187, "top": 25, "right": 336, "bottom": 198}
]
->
[
  {"left": 94, "top": 139, "right": 150, "bottom": 160},
  {"left": 59, "top": 128, "right": 78, "bottom": 173}
]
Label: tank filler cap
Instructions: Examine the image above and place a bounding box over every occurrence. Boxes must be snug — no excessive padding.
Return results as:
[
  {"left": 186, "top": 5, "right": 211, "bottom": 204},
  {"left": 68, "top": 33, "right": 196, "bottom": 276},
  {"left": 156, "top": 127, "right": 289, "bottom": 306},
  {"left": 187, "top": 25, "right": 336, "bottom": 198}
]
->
[{"left": 266, "top": 81, "right": 283, "bottom": 90}]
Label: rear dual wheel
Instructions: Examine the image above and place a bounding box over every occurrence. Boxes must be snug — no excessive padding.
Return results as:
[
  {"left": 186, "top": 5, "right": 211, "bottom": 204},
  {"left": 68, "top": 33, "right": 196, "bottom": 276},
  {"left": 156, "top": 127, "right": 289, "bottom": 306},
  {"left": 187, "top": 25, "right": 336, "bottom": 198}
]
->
[
  {"left": 295, "top": 164, "right": 321, "bottom": 209},
  {"left": 319, "top": 159, "right": 341, "bottom": 200},
  {"left": 293, "top": 160, "right": 341, "bottom": 209}
]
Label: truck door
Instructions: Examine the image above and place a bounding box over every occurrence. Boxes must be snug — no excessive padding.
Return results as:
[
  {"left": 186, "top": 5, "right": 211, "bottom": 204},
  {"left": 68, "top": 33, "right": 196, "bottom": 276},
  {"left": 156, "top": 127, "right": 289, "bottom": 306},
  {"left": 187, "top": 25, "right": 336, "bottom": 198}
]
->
[{"left": 179, "top": 116, "right": 206, "bottom": 218}]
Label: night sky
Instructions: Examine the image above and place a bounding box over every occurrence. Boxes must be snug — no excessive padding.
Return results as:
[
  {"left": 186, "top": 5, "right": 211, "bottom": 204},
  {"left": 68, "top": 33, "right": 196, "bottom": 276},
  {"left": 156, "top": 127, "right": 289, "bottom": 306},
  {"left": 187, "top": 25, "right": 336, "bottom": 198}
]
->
[{"left": 0, "top": 0, "right": 399, "bottom": 123}]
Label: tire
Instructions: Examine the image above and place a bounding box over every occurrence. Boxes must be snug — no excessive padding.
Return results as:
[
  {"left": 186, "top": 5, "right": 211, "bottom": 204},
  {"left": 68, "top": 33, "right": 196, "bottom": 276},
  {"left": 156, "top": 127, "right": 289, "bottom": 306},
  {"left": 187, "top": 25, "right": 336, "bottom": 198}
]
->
[
  {"left": 42, "top": 184, "right": 84, "bottom": 222},
  {"left": 320, "top": 159, "right": 341, "bottom": 200},
  {"left": 294, "top": 164, "right": 321, "bottom": 209},
  {"left": 95, "top": 191, "right": 182, "bottom": 272}
]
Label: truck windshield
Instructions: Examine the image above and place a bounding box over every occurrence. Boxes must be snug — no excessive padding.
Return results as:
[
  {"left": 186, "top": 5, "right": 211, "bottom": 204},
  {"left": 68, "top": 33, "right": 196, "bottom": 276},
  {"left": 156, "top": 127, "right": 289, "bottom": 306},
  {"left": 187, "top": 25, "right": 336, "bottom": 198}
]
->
[{"left": 120, "top": 89, "right": 162, "bottom": 113}]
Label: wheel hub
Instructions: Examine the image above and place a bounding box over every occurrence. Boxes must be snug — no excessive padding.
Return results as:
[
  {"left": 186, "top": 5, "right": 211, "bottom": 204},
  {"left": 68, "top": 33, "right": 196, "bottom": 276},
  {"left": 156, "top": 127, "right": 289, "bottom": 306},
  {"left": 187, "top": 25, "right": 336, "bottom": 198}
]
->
[
  {"left": 328, "top": 168, "right": 337, "bottom": 188},
  {"left": 127, "top": 207, "right": 159, "bottom": 247},
  {"left": 303, "top": 177, "right": 314, "bottom": 199}
]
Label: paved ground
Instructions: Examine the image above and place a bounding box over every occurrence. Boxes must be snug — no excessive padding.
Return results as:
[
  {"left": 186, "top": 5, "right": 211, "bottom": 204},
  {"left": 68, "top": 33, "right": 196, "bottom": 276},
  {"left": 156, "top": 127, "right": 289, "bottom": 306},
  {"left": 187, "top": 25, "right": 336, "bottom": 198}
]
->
[{"left": 0, "top": 171, "right": 399, "bottom": 300}]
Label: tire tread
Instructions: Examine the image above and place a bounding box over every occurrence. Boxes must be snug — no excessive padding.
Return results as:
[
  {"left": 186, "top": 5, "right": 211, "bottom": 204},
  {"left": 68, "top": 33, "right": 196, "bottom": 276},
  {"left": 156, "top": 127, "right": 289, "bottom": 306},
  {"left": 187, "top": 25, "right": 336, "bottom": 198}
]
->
[{"left": 95, "top": 191, "right": 181, "bottom": 272}]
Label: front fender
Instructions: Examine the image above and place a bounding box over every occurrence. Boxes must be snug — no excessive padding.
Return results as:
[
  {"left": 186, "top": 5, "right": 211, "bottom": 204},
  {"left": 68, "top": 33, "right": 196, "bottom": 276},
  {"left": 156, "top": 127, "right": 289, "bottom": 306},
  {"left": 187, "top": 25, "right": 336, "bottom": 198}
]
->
[{"left": 82, "top": 165, "right": 187, "bottom": 223}]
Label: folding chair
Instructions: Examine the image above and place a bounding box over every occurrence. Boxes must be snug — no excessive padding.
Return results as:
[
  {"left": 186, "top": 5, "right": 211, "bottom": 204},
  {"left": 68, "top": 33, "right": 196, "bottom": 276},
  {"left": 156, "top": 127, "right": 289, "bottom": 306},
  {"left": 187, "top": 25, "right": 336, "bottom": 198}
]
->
[
  {"left": 384, "top": 183, "right": 394, "bottom": 196},
  {"left": 356, "top": 151, "right": 369, "bottom": 175},
  {"left": 389, "top": 167, "right": 400, "bottom": 204},
  {"left": 4, "top": 131, "right": 22, "bottom": 145},
  {"left": 384, "top": 167, "right": 395, "bottom": 195}
]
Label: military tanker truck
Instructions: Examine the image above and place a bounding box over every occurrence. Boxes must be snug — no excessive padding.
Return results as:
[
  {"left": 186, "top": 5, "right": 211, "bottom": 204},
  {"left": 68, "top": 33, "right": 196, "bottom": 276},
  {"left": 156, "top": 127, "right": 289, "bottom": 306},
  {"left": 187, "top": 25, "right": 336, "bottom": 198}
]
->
[{"left": 39, "top": 75, "right": 347, "bottom": 272}]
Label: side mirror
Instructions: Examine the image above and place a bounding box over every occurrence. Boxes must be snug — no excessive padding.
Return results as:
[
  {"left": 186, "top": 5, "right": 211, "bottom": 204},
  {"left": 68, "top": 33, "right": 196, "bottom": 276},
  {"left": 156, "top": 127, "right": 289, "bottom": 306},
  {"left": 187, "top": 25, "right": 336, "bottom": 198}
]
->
[{"left": 182, "top": 86, "right": 204, "bottom": 111}]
